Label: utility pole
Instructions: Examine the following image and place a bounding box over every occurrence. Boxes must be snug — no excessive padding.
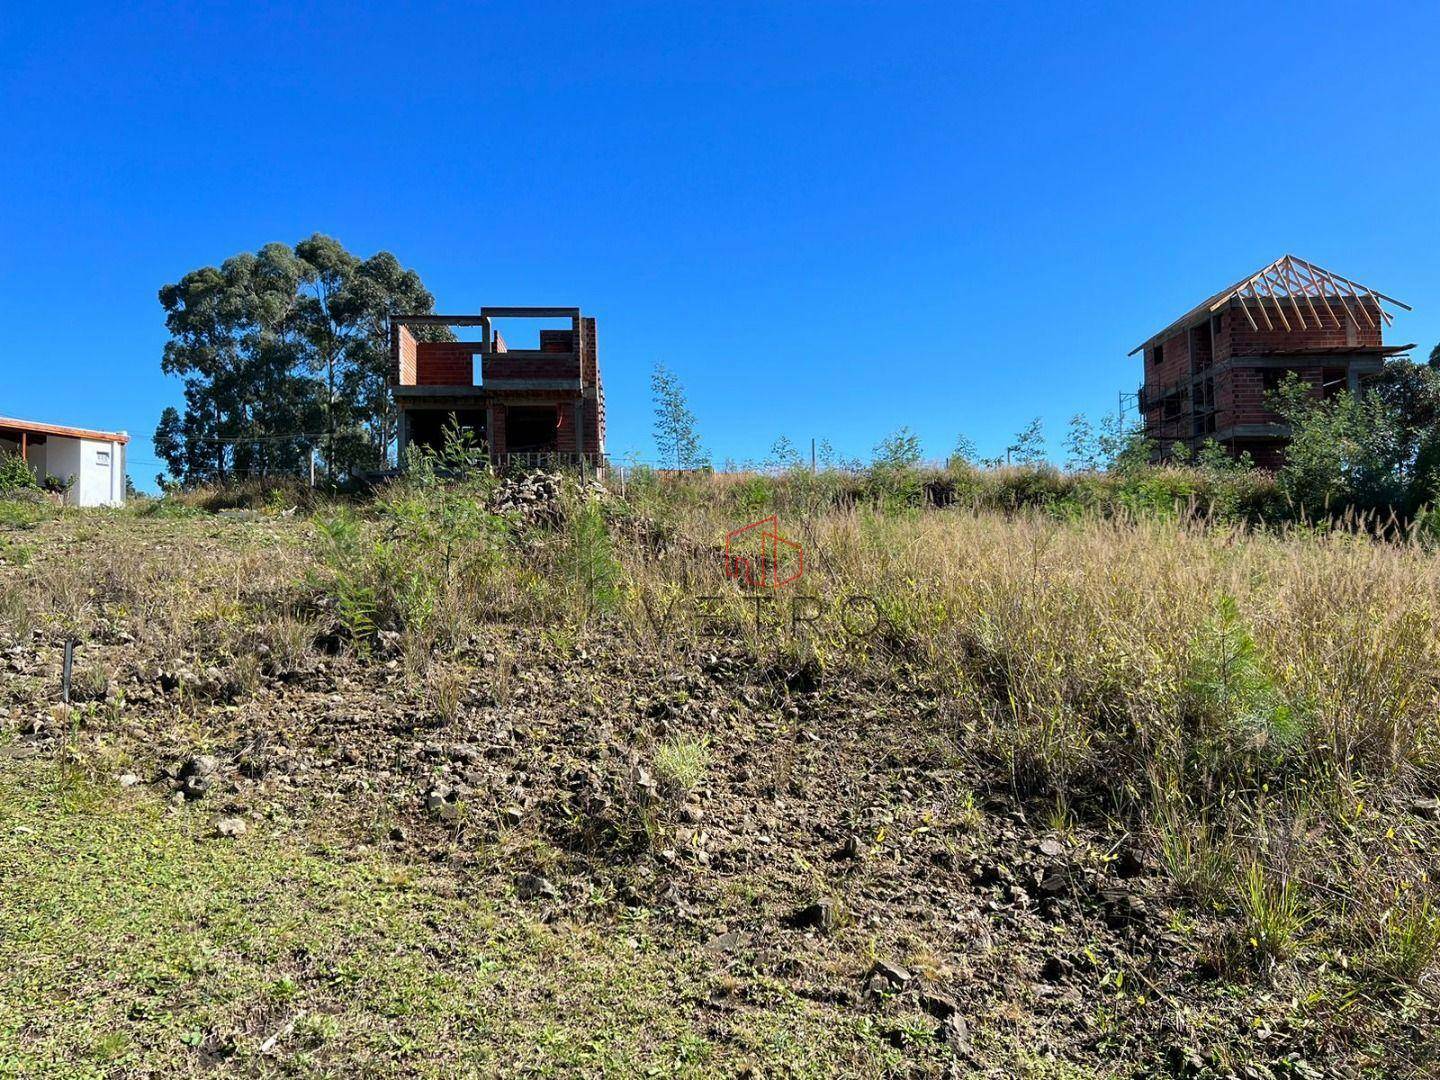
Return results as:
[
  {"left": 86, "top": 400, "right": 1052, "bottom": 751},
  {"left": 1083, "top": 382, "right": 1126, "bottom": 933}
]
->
[
  {"left": 811, "top": 438, "right": 817, "bottom": 472},
  {"left": 309, "top": 446, "right": 317, "bottom": 489}
]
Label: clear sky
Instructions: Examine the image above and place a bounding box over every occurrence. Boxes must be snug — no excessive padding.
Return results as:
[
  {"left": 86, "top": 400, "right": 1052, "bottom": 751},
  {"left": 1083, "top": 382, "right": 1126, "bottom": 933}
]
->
[{"left": 3, "top": 1, "right": 1438, "bottom": 485}]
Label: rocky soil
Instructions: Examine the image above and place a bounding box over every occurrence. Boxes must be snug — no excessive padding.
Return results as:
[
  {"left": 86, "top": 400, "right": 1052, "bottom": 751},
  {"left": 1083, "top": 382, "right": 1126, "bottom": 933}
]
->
[{"left": 1, "top": 504, "right": 1434, "bottom": 1077}]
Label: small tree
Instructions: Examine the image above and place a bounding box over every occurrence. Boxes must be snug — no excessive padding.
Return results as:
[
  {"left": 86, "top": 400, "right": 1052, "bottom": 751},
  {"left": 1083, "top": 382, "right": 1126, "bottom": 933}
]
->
[
  {"left": 1008, "top": 417, "right": 1045, "bottom": 466},
  {"left": 817, "top": 438, "right": 861, "bottom": 471},
  {"left": 1097, "top": 412, "right": 1154, "bottom": 474},
  {"left": 870, "top": 427, "right": 923, "bottom": 508},
  {"left": 766, "top": 435, "right": 803, "bottom": 471},
  {"left": 0, "top": 452, "right": 38, "bottom": 495},
  {"left": 950, "top": 433, "right": 978, "bottom": 468},
  {"left": 651, "top": 363, "right": 708, "bottom": 469},
  {"left": 1270, "top": 375, "right": 1407, "bottom": 514},
  {"left": 1064, "top": 414, "right": 1100, "bottom": 471},
  {"left": 872, "top": 427, "right": 923, "bottom": 470},
  {"left": 1195, "top": 438, "right": 1253, "bottom": 474}
]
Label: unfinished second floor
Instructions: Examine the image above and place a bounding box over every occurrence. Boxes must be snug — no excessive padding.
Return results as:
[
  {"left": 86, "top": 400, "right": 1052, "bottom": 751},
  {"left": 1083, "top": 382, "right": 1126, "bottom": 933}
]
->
[{"left": 391, "top": 307, "right": 600, "bottom": 394}]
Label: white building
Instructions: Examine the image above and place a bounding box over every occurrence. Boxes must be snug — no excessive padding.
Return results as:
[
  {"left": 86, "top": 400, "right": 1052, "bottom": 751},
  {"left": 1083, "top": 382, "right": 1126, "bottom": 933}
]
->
[{"left": 0, "top": 416, "right": 129, "bottom": 507}]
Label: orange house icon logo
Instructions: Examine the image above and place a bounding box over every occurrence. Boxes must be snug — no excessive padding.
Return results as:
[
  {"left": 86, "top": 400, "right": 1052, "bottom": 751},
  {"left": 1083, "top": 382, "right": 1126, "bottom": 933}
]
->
[{"left": 725, "top": 515, "right": 803, "bottom": 588}]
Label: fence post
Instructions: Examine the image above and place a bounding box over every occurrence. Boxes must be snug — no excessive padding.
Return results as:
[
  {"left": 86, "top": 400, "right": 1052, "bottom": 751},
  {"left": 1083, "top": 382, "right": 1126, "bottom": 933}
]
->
[{"left": 62, "top": 639, "right": 75, "bottom": 705}]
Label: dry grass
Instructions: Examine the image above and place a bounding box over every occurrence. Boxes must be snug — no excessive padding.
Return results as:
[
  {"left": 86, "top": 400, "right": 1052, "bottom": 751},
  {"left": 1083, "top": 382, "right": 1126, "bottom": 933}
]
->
[{"left": 4, "top": 472, "right": 1439, "bottom": 1001}]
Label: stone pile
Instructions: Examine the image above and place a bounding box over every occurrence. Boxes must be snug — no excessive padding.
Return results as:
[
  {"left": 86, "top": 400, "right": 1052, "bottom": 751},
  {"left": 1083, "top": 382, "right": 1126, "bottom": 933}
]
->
[{"left": 488, "top": 471, "right": 609, "bottom": 529}]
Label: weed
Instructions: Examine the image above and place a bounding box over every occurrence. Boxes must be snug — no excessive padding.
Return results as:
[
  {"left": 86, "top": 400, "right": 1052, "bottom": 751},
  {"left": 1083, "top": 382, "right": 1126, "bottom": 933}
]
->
[
  {"left": 1239, "top": 860, "right": 1308, "bottom": 962},
  {"left": 653, "top": 736, "right": 710, "bottom": 796},
  {"left": 1370, "top": 893, "right": 1440, "bottom": 987}
]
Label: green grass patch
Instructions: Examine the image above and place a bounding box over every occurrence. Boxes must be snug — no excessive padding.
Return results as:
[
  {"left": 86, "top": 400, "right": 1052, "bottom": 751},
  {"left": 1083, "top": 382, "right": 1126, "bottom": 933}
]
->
[{"left": 0, "top": 765, "right": 889, "bottom": 1078}]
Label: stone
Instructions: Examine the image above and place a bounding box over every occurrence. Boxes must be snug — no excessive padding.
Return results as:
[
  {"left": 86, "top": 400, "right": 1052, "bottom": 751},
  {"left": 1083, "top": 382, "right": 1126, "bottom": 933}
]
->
[
  {"left": 179, "top": 754, "right": 219, "bottom": 779},
  {"left": 516, "top": 873, "right": 558, "bottom": 901},
  {"left": 705, "top": 930, "right": 750, "bottom": 953},
  {"left": 1040, "top": 955, "right": 1072, "bottom": 983},
  {"left": 501, "top": 806, "right": 524, "bottom": 827},
  {"left": 834, "top": 834, "right": 864, "bottom": 861},
  {"left": 1038, "top": 837, "right": 1065, "bottom": 858},
  {"left": 118, "top": 772, "right": 141, "bottom": 788},
  {"left": 917, "top": 990, "right": 958, "bottom": 1020},
  {"left": 181, "top": 774, "right": 212, "bottom": 800},
  {"left": 214, "top": 816, "right": 247, "bottom": 838},
  {"left": 870, "top": 959, "right": 913, "bottom": 987},
  {"left": 1100, "top": 888, "right": 1146, "bottom": 928},
  {"left": 938, "top": 1014, "right": 971, "bottom": 1054},
  {"left": 1113, "top": 847, "right": 1145, "bottom": 878},
  {"left": 789, "top": 899, "right": 838, "bottom": 932},
  {"left": 1036, "top": 866, "right": 1069, "bottom": 895}
]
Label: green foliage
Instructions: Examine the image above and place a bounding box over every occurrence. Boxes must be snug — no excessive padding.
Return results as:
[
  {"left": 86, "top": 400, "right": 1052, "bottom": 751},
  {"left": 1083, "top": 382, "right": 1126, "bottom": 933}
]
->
[
  {"left": 0, "top": 452, "right": 37, "bottom": 494},
  {"left": 1008, "top": 417, "right": 1046, "bottom": 466},
  {"left": 950, "top": 433, "right": 978, "bottom": 468},
  {"left": 1270, "top": 373, "right": 1408, "bottom": 515},
  {"left": 313, "top": 486, "right": 507, "bottom": 656},
  {"left": 405, "top": 415, "right": 488, "bottom": 485},
  {"left": 1064, "top": 414, "right": 1099, "bottom": 471},
  {"left": 155, "top": 235, "right": 443, "bottom": 486},
  {"left": 652, "top": 736, "right": 710, "bottom": 795},
  {"left": 1239, "top": 861, "right": 1308, "bottom": 961},
  {"left": 1096, "top": 411, "right": 1154, "bottom": 474},
  {"left": 651, "top": 363, "right": 708, "bottom": 469},
  {"left": 868, "top": 427, "right": 924, "bottom": 510},
  {"left": 559, "top": 498, "right": 622, "bottom": 620},
  {"left": 872, "top": 427, "right": 922, "bottom": 470},
  {"left": 1195, "top": 437, "right": 1252, "bottom": 474},
  {"left": 765, "top": 435, "right": 803, "bottom": 470},
  {"left": 1185, "top": 596, "right": 1301, "bottom": 774},
  {"left": 1371, "top": 894, "right": 1440, "bottom": 986},
  {"left": 40, "top": 473, "right": 74, "bottom": 495}
]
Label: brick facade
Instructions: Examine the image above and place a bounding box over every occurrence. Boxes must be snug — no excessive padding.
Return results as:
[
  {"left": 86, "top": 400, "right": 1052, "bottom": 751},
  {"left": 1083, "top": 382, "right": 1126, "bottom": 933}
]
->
[
  {"left": 415, "top": 342, "right": 481, "bottom": 385},
  {"left": 392, "top": 308, "right": 606, "bottom": 464},
  {"left": 1137, "top": 265, "right": 1400, "bottom": 467}
]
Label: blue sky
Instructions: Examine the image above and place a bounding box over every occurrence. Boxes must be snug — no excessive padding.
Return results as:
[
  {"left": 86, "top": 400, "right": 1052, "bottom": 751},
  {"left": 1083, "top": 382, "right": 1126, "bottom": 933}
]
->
[{"left": 3, "top": 1, "right": 1438, "bottom": 486}]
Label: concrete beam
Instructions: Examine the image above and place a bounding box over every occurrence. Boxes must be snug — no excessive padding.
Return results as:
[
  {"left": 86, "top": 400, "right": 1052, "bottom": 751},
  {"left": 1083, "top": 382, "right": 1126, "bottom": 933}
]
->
[{"left": 481, "top": 306, "right": 581, "bottom": 319}]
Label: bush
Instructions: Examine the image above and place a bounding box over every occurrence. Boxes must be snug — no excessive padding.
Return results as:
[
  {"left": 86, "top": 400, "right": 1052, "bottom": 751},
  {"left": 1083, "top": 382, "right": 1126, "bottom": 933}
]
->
[{"left": 0, "top": 452, "right": 37, "bottom": 495}]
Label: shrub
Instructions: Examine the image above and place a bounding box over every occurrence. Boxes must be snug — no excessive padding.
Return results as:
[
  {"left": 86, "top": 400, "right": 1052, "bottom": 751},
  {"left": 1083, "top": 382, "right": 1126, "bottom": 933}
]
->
[{"left": 0, "top": 452, "right": 37, "bottom": 494}]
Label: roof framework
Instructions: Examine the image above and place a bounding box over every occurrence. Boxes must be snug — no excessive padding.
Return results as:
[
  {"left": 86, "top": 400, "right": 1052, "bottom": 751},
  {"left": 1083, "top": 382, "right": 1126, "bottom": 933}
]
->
[{"left": 1130, "top": 255, "right": 1411, "bottom": 356}]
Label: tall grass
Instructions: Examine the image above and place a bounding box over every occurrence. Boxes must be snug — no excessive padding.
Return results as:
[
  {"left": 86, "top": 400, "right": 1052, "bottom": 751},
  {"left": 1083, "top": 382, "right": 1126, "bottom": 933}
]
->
[{"left": 7, "top": 466, "right": 1438, "bottom": 984}]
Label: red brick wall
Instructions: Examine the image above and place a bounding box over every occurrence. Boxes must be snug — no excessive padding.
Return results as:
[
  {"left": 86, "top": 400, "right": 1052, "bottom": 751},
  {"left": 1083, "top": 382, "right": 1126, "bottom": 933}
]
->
[
  {"left": 1217, "top": 366, "right": 1323, "bottom": 428},
  {"left": 582, "top": 317, "right": 603, "bottom": 454},
  {"left": 489, "top": 404, "right": 506, "bottom": 454},
  {"left": 1146, "top": 331, "right": 1190, "bottom": 390},
  {"left": 581, "top": 317, "right": 599, "bottom": 387},
  {"left": 483, "top": 354, "right": 581, "bottom": 381},
  {"left": 416, "top": 342, "right": 480, "bottom": 386},
  {"left": 1228, "top": 298, "right": 1382, "bottom": 354},
  {"left": 539, "top": 330, "right": 574, "bottom": 353},
  {"left": 556, "top": 403, "right": 576, "bottom": 452},
  {"left": 393, "top": 324, "right": 418, "bottom": 385}
]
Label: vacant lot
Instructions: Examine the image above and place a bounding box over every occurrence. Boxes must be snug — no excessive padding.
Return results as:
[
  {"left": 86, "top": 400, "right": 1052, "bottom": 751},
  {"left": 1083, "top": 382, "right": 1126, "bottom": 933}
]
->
[{"left": 1, "top": 470, "right": 1436, "bottom": 1078}]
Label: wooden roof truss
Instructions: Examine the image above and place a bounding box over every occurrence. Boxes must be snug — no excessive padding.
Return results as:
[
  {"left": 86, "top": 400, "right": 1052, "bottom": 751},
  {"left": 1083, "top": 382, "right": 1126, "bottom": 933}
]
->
[
  {"left": 1131, "top": 254, "right": 1410, "bottom": 355},
  {"left": 1221, "top": 255, "right": 1407, "bottom": 333}
]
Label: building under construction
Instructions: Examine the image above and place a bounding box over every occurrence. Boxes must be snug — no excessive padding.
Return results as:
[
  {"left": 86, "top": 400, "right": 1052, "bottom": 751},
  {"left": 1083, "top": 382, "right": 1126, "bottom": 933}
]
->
[
  {"left": 391, "top": 306, "right": 604, "bottom": 468},
  {"left": 1132, "top": 255, "right": 1412, "bottom": 466}
]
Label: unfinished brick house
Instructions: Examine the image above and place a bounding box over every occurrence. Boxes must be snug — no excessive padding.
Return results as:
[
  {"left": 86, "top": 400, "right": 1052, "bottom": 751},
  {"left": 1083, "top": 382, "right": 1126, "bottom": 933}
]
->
[
  {"left": 1132, "top": 255, "right": 1412, "bottom": 467},
  {"left": 391, "top": 307, "right": 604, "bottom": 467}
]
